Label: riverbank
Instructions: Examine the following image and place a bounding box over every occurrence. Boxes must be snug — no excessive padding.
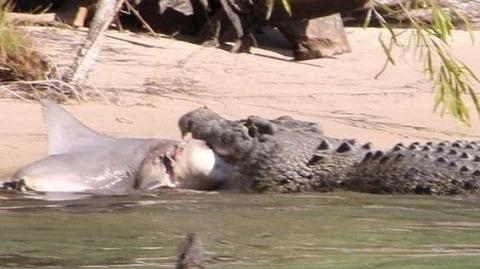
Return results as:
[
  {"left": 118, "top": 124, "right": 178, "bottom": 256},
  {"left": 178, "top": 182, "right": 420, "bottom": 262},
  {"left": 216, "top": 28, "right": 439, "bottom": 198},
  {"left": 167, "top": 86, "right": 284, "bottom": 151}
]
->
[{"left": 0, "top": 26, "right": 479, "bottom": 178}]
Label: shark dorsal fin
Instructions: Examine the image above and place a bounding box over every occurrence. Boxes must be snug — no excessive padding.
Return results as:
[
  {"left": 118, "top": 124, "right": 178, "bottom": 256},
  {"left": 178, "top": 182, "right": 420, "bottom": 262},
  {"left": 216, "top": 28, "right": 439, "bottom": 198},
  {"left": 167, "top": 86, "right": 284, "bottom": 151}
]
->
[{"left": 42, "top": 101, "right": 111, "bottom": 155}]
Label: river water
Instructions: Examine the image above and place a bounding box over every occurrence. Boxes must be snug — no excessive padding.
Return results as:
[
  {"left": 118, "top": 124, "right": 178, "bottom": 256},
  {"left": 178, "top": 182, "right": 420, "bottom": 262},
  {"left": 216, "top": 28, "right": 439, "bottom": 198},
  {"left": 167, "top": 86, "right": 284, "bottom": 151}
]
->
[{"left": 0, "top": 191, "right": 479, "bottom": 269}]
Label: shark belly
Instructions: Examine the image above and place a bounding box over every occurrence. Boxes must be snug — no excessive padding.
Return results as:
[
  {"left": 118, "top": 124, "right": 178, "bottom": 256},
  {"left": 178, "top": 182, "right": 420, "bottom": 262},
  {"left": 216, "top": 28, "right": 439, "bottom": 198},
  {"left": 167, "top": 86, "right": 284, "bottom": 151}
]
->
[{"left": 10, "top": 138, "right": 174, "bottom": 193}]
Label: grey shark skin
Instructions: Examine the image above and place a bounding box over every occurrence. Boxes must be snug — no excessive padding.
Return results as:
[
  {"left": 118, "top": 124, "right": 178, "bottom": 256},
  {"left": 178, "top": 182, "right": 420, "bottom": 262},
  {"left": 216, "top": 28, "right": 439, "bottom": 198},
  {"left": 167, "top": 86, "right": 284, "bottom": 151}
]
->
[
  {"left": 1, "top": 101, "right": 234, "bottom": 194},
  {"left": 1, "top": 101, "right": 182, "bottom": 194}
]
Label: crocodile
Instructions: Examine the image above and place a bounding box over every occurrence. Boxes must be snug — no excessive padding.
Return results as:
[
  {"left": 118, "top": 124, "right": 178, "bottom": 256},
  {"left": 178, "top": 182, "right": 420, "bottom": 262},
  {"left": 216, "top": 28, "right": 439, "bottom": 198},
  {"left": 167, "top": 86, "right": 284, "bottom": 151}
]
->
[{"left": 179, "top": 107, "right": 480, "bottom": 195}]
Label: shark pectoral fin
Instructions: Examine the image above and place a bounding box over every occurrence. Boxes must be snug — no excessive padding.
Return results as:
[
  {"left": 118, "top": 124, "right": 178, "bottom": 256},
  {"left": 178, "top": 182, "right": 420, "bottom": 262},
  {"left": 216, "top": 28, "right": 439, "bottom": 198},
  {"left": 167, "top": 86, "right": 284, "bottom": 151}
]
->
[{"left": 42, "top": 100, "right": 111, "bottom": 155}]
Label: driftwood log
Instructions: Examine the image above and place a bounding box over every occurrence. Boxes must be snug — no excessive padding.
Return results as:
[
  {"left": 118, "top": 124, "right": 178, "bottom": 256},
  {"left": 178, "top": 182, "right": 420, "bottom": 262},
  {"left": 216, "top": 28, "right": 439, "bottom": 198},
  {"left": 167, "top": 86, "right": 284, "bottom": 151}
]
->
[
  {"left": 275, "top": 13, "right": 351, "bottom": 60},
  {"left": 196, "top": 0, "right": 368, "bottom": 58}
]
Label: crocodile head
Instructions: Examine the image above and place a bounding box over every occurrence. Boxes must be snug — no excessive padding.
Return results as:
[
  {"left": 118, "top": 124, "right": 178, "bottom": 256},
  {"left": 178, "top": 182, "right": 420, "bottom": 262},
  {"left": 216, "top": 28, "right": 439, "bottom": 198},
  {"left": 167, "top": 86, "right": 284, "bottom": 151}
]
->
[{"left": 178, "top": 107, "right": 369, "bottom": 192}]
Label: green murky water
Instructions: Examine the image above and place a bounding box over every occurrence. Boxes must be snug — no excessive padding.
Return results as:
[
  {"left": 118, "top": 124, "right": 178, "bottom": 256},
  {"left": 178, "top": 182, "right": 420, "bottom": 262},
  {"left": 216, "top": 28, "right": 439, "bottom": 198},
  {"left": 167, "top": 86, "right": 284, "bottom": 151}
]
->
[{"left": 0, "top": 191, "right": 479, "bottom": 269}]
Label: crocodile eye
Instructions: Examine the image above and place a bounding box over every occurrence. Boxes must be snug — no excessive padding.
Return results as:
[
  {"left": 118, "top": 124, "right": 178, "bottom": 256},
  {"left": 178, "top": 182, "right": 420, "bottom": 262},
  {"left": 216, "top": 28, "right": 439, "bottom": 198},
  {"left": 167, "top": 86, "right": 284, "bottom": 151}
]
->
[
  {"left": 220, "top": 133, "right": 232, "bottom": 144},
  {"left": 247, "top": 125, "right": 257, "bottom": 138}
]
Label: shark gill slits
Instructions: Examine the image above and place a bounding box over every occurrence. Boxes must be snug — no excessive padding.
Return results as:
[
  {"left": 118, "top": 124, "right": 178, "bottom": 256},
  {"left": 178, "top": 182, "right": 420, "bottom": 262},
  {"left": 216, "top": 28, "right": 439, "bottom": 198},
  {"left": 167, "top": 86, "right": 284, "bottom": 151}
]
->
[
  {"left": 317, "top": 140, "right": 330, "bottom": 150},
  {"left": 336, "top": 142, "right": 352, "bottom": 153}
]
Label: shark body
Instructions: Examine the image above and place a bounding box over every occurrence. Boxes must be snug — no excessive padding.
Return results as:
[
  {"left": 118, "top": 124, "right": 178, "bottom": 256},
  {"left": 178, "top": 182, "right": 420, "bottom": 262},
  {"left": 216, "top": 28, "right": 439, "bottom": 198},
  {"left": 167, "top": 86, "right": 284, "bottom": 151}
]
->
[{"left": 1, "top": 102, "right": 205, "bottom": 194}]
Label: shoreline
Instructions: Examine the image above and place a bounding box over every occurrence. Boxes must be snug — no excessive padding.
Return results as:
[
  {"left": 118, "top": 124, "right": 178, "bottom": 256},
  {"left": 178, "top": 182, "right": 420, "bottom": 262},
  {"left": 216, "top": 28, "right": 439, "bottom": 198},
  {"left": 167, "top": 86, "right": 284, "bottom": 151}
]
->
[{"left": 1, "top": 26, "right": 479, "bottom": 178}]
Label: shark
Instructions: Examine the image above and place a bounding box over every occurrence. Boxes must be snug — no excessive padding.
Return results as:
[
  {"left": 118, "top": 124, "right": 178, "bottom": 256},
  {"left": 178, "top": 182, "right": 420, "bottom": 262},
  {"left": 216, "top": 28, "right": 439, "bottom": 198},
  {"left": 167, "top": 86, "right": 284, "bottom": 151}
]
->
[{"left": 0, "top": 101, "right": 233, "bottom": 194}]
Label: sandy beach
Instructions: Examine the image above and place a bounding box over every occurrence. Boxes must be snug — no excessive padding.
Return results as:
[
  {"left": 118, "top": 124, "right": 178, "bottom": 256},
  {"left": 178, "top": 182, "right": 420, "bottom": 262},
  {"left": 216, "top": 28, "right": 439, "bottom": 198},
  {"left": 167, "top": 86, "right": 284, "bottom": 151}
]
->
[{"left": 1, "top": 26, "right": 479, "bottom": 178}]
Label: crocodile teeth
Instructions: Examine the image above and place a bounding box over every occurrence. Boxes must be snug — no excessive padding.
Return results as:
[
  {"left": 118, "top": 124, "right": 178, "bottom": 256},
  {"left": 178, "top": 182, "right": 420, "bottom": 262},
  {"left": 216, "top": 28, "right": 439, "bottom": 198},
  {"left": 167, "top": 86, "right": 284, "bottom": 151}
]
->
[{"left": 336, "top": 142, "right": 352, "bottom": 153}]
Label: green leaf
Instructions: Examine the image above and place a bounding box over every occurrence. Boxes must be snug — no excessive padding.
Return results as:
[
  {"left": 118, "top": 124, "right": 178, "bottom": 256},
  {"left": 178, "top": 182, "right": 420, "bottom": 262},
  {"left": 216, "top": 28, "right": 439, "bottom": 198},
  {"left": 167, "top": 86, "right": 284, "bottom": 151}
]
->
[
  {"left": 281, "top": 0, "right": 292, "bottom": 16},
  {"left": 265, "top": 0, "right": 274, "bottom": 20},
  {"left": 378, "top": 34, "right": 395, "bottom": 65},
  {"left": 363, "top": 8, "right": 373, "bottom": 28},
  {"left": 372, "top": 0, "right": 480, "bottom": 124}
]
